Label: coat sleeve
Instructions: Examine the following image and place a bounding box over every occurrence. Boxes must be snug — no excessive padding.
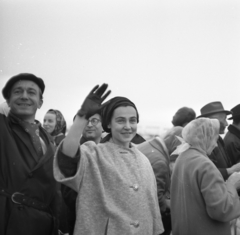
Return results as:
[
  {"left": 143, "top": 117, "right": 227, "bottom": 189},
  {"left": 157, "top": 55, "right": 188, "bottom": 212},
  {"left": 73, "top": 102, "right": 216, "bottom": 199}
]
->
[
  {"left": 151, "top": 159, "right": 169, "bottom": 213},
  {"left": 53, "top": 141, "right": 97, "bottom": 192},
  {"left": 199, "top": 159, "right": 240, "bottom": 222}
]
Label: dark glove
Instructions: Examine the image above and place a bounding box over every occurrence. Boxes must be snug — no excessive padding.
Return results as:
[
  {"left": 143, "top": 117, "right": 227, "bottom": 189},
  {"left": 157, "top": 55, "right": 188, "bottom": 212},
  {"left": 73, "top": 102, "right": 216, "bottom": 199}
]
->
[{"left": 77, "top": 83, "right": 111, "bottom": 119}]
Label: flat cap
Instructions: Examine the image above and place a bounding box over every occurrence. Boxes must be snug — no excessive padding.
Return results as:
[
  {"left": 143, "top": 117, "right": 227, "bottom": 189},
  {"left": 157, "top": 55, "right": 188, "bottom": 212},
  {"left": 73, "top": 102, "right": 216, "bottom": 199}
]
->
[{"left": 2, "top": 73, "right": 45, "bottom": 99}]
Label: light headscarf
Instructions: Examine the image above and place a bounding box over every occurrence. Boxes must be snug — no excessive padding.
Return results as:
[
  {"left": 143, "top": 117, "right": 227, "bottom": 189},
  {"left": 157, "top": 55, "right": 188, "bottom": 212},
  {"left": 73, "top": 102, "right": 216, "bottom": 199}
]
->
[
  {"left": 46, "top": 109, "right": 67, "bottom": 136},
  {"left": 171, "top": 118, "right": 220, "bottom": 156}
]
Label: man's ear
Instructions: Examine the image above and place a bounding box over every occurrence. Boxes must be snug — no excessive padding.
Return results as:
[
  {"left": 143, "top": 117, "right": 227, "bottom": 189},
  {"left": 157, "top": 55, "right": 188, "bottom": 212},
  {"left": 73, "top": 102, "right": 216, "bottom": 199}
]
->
[{"left": 38, "top": 99, "right": 43, "bottom": 109}]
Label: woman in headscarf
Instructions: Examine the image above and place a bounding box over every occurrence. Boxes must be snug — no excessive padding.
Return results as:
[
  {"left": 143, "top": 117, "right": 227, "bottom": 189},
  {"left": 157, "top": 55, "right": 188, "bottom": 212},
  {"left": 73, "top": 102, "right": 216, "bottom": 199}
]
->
[
  {"left": 43, "top": 109, "right": 67, "bottom": 146},
  {"left": 171, "top": 118, "right": 240, "bottom": 235},
  {"left": 53, "top": 84, "right": 164, "bottom": 235}
]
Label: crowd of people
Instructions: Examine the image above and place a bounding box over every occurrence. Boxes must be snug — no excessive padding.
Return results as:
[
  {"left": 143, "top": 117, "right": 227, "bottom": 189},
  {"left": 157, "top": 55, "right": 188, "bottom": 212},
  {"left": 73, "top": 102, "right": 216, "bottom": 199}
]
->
[{"left": 1, "top": 73, "right": 240, "bottom": 235}]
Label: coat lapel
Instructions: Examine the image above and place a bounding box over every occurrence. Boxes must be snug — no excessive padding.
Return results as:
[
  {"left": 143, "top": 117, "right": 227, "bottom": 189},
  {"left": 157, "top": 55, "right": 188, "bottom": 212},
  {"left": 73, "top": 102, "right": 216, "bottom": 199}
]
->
[
  {"left": 31, "top": 128, "right": 55, "bottom": 172},
  {"left": 11, "top": 124, "right": 39, "bottom": 163}
]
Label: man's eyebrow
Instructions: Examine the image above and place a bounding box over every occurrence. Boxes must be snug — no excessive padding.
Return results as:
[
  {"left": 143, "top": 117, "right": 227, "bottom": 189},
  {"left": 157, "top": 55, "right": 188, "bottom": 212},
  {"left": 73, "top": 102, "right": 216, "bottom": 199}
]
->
[
  {"left": 12, "top": 86, "right": 23, "bottom": 90},
  {"left": 28, "top": 87, "right": 37, "bottom": 91}
]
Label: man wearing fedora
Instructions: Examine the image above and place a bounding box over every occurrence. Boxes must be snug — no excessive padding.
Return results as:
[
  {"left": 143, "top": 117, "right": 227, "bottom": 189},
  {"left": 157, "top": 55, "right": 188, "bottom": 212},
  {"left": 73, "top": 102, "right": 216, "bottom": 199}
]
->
[
  {"left": 224, "top": 104, "right": 240, "bottom": 166},
  {"left": 0, "top": 73, "right": 59, "bottom": 235},
  {"left": 198, "top": 101, "right": 240, "bottom": 180}
]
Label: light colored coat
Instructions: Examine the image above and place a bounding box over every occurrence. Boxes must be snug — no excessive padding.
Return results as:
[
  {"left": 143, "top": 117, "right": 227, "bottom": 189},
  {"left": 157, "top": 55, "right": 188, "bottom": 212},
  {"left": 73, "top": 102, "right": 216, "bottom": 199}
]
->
[
  {"left": 54, "top": 141, "right": 164, "bottom": 235},
  {"left": 171, "top": 148, "right": 240, "bottom": 235}
]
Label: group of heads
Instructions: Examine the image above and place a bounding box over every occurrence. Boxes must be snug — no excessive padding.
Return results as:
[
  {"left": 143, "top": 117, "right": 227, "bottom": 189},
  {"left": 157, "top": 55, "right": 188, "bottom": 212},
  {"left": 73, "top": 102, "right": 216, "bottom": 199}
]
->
[
  {"left": 172, "top": 101, "right": 240, "bottom": 135},
  {"left": 4, "top": 73, "right": 240, "bottom": 150},
  {"left": 2, "top": 73, "right": 139, "bottom": 147},
  {"left": 1, "top": 73, "right": 67, "bottom": 137},
  {"left": 173, "top": 101, "right": 240, "bottom": 156}
]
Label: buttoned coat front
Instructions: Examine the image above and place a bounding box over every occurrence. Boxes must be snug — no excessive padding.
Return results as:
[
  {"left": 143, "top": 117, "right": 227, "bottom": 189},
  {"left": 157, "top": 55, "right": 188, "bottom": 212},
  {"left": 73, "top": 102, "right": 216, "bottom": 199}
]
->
[{"left": 54, "top": 141, "right": 164, "bottom": 235}]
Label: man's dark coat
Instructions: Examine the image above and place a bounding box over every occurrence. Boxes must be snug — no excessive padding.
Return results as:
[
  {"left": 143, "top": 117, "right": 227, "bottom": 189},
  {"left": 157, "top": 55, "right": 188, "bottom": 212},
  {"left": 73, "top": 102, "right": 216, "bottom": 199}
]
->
[
  {"left": 224, "top": 125, "right": 240, "bottom": 165},
  {"left": 209, "top": 137, "right": 232, "bottom": 180},
  {"left": 0, "top": 114, "right": 59, "bottom": 235}
]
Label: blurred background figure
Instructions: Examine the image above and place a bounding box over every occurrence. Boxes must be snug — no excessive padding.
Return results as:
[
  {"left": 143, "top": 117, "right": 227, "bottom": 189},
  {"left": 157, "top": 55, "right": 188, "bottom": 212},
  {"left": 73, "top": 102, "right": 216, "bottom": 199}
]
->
[
  {"left": 224, "top": 104, "right": 240, "bottom": 165},
  {"left": 137, "top": 137, "right": 171, "bottom": 235},
  {"left": 197, "top": 101, "right": 240, "bottom": 180},
  {"left": 171, "top": 107, "right": 196, "bottom": 127},
  {"left": 163, "top": 106, "right": 196, "bottom": 172},
  {"left": 171, "top": 118, "right": 240, "bottom": 235},
  {"left": 80, "top": 111, "right": 103, "bottom": 145},
  {"left": 43, "top": 109, "right": 67, "bottom": 146}
]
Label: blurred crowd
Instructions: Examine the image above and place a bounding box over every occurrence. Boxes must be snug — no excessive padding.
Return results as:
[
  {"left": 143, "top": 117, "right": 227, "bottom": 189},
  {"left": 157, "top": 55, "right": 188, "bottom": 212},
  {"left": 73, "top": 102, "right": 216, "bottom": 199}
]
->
[{"left": 1, "top": 73, "right": 240, "bottom": 235}]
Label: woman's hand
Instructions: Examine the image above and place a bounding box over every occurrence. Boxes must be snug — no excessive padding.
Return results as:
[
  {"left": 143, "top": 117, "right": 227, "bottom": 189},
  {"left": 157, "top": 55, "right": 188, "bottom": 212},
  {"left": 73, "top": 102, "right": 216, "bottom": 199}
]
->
[{"left": 77, "top": 83, "right": 111, "bottom": 119}]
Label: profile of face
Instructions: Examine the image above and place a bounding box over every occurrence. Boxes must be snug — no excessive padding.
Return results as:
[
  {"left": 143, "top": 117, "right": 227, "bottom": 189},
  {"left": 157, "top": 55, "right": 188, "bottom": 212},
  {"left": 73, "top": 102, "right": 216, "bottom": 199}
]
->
[
  {"left": 43, "top": 112, "right": 57, "bottom": 134},
  {"left": 108, "top": 106, "right": 137, "bottom": 148},
  {"left": 7, "top": 80, "right": 43, "bottom": 123},
  {"left": 208, "top": 112, "right": 228, "bottom": 134},
  {"left": 82, "top": 114, "right": 103, "bottom": 142}
]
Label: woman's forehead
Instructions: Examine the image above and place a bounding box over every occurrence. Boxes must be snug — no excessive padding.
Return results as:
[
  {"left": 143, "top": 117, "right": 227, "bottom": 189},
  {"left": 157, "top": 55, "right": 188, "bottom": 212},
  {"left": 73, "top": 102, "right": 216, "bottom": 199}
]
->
[
  {"left": 45, "top": 112, "right": 56, "bottom": 119},
  {"left": 112, "top": 106, "right": 137, "bottom": 117}
]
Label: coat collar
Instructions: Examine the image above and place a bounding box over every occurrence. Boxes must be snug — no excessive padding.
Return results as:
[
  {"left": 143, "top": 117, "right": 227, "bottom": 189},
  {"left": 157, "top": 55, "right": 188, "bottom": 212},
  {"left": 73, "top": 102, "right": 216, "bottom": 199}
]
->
[
  {"left": 148, "top": 137, "right": 170, "bottom": 162},
  {"left": 8, "top": 115, "right": 55, "bottom": 172}
]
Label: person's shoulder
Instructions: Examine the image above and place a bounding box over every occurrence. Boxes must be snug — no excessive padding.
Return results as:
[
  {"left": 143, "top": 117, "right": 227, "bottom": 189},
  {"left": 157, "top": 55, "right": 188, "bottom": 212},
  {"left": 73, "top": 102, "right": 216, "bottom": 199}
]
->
[
  {"left": 0, "top": 113, "right": 8, "bottom": 128},
  {"left": 178, "top": 148, "right": 208, "bottom": 165},
  {"left": 0, "top": 113, "right": 7, "bottom": 119}
]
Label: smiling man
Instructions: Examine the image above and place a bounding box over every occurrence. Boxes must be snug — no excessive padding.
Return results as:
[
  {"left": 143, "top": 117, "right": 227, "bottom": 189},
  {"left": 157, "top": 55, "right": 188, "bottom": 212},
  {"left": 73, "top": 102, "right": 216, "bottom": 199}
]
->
[{"left": 0, "top": 73, "right": 59, "bottom": 235}]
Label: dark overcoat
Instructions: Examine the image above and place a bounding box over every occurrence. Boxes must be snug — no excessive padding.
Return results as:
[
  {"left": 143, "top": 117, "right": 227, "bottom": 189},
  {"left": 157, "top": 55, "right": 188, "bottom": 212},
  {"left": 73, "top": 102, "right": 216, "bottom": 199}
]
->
[
  {"left": 208, "top": 137, "right": 232, "bottom": 180},
  {"left": 224, "top": 125, "right": 240, "bottom": 165},
  {"left": 0, "top": 114, "right": 59, "bottom": 235}
]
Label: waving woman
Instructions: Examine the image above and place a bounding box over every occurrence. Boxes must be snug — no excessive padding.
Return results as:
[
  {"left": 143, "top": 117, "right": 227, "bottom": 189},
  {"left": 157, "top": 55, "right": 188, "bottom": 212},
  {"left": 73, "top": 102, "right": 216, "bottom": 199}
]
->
[{"left": 53, "top": 84, "right": 163, "bottom": 235}]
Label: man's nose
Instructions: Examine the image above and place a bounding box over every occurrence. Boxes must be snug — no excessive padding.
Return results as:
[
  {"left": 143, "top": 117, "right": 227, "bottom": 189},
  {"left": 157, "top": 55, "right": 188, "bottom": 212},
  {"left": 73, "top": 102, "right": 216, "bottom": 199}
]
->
[
  {"left": 87, "top": 120, "right": 93, "bottom": 126},
  {"left": 21, "top": 90, "right": 28, "bottom": 99}
]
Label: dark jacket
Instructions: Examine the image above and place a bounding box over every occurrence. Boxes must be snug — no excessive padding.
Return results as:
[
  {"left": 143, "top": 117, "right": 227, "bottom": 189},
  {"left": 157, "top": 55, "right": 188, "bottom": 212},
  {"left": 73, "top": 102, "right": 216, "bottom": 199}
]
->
[
  {"left": 208, "top": 136, "right": 232, "bottom": 180},
  {"left": 137, "top": 137, "right": 171, "bottom": 234},
  {"left": 0, "top": 114, "right": 59, "bottom": 235},
  {"left": 224, "top": 125, "right": 240, "bottom": 165}
]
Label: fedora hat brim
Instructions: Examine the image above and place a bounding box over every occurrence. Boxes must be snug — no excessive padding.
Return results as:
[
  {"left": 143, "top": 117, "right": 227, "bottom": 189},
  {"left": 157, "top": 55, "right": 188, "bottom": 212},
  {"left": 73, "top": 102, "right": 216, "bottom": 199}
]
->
[{"left": 197, "top": 110, "right": 232, "bottom": 119}]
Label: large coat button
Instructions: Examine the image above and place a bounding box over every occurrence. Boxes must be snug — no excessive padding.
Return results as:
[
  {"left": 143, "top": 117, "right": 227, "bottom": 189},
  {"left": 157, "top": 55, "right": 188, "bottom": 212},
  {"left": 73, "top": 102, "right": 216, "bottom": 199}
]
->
[
  {"left": 132, "top": 184, "right": 139, "bottom": 191},
  {"left": 130, "top": 221, "right": 140, "bottom": 228}
]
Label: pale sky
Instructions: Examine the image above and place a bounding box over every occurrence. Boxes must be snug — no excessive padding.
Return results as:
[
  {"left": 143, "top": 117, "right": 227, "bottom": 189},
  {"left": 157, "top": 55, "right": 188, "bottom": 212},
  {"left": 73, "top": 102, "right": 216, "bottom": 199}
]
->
[{"left": 0, "top": 0, "right": 239, "bottom": 135}]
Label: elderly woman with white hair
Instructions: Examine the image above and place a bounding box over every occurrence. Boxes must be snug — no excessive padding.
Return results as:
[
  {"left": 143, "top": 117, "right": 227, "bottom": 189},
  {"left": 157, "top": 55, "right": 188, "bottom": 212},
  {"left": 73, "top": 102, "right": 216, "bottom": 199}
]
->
[{"left": 171, "top": 118, "right": 240, "bottom": 235}]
